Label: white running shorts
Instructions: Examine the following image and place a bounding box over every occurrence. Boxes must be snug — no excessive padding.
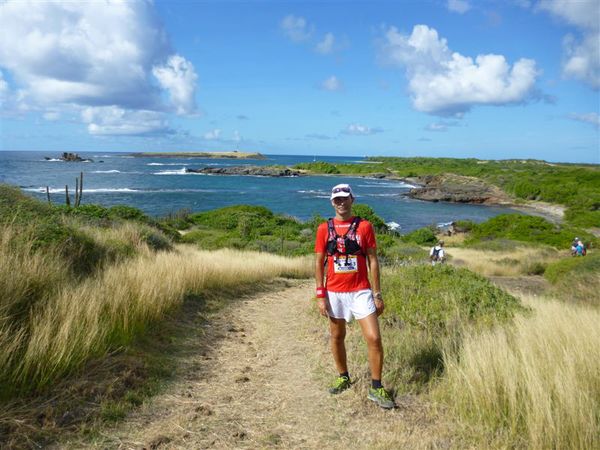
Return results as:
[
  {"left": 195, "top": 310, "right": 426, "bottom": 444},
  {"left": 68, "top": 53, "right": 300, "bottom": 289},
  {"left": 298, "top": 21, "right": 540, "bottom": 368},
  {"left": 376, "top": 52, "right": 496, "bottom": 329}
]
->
[{"left": 327, "top": 289, "right": 376, "bottom": 322}]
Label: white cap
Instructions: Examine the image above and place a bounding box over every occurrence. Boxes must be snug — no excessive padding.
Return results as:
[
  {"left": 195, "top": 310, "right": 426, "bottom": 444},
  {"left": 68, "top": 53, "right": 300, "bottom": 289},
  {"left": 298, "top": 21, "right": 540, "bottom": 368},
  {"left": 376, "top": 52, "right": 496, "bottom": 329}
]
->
[{"left": 330, "top": 183, "right": 353, "bottom": 200}]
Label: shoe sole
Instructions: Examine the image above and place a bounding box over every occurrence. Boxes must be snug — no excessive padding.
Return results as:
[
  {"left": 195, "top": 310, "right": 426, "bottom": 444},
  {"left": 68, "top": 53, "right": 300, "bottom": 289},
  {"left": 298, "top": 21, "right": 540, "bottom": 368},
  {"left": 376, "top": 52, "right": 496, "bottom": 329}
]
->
[{"left": 368, "top": 394, "right": 395, "bottom": 409}]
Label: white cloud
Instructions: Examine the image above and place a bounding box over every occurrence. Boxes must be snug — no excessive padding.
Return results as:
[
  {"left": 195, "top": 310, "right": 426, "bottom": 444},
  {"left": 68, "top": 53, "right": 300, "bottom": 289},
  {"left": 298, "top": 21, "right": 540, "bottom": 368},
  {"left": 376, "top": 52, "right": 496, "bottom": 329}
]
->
[
  {"left": 447, "top": 0, "right": 471, "bottom": 14},
  {"left": 233, "top": 130, "right": 241, "bottom": 142},
  {"left": 569, "top": 112, "right": 600, "bottom": 128},
  {"left": 537, "top": 0, "right": 600, "bottom": 89},
  {"left": 0, "top": 70, "right": 8, "bottom": 103},
  {"left": 204, "top": 129, "right": 222, "bottom": 140},
  {"left": 81, "top": 106, "right": 172, "bottom": 136},
  {"left": 320, "top": 76, "right": 344, "bottom": 91},
  {"left": 0, "top": 0, "right": 199, "bottom": 132},
  {"left": 379, "top": 25, "right": 539, "bottom": 115},
  {"left": 153, "top": 55, "right": 198, "bottom": 115},
  {"left": 537, "top": 0, "right": 599, "bottom": 29},
  {"left": 342, "top": 123, "right": 383, "bottom": 135},
  {"left": 280, "top": 15, "right": 313, "bottom": 42},
  {"left": 316, "top": 33, "right": 335, "bottom": 54}
]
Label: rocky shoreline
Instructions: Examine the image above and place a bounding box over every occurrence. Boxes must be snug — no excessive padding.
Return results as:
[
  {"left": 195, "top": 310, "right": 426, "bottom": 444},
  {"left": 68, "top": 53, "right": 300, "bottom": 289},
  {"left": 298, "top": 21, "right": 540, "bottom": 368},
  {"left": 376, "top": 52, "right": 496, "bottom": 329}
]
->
[
  {"left": 403, "top": 173, "right": 512, "bottom": 205},
  {"left": 188, "top": 165, "right": 565, "bottom": 222},
  {"left": 185, "top": 165, "right": 303, "bottom": 177}
]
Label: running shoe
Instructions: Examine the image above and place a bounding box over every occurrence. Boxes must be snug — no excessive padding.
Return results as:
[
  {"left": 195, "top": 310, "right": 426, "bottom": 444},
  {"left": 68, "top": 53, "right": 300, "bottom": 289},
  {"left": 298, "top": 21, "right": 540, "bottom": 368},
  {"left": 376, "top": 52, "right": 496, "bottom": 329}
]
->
[
  {"left": 328, "top": 375, "right": 351, "bottom": 394},
  {"left": 368, "top": 387, "right": 395, "bottom": 409}
]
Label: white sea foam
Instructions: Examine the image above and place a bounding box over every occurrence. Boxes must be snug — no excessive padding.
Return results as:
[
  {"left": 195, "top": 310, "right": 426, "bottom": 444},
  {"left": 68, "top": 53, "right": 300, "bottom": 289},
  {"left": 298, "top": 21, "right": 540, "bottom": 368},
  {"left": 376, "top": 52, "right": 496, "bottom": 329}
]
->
[
  {"left": 26, "top": 187, "right": 140, "bottom": 194},
  {"left": 154, "top": 168, "right": 189, "bottom": 175},
  {"left": 92, "top": 170, "right": 121, "bottom": 173},
  {"left": 43, "top": 158, "right": 62, "bottom": 162}
]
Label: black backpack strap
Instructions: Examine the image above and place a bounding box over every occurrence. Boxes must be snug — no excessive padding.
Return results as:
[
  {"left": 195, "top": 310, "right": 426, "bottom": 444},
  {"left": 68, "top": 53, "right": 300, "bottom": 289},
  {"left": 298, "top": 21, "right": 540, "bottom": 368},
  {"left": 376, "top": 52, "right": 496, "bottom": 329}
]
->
[{"left": 347, "top": 216, "right": 361, "bottom": 239}]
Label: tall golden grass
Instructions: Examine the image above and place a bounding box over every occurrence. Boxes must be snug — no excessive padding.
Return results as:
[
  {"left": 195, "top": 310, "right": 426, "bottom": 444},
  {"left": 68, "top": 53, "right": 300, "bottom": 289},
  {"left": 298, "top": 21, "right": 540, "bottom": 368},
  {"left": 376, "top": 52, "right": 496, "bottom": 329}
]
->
[
  {"left": 441, "top": 295, "right": 600, "bottom": 449},
  {"left": 448, "top": 247, "right": 559, "bottom": 277},
  {"left": 1, "top": 230, "right": 312, "bottom": 394}
]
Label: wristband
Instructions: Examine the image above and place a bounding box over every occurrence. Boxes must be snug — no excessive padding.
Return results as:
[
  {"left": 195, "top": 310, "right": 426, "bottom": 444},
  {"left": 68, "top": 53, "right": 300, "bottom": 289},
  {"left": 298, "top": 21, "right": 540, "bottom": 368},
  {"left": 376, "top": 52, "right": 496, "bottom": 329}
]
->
[{"left": 316, "top": 287, "right": 327, "bottom": 298}]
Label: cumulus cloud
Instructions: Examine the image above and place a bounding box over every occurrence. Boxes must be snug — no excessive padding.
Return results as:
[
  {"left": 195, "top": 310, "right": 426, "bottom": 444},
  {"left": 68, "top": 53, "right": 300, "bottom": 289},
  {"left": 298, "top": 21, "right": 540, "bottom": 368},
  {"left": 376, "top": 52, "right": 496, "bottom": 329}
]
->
[
  {"left": 569, "top": 112, "right": 600, "bottom": 128},
  {"left": 0, "top": 0, "right": 198, "bottom": 133},
  {"left": 342, "top": 124, "right": 383, "bottom": 135},
  {"left": 320, "top": 76, "right": 344, "bottom": 91},
  {"left": 316, "top": 33, "right": 335, "bottom": 54},
  {"left": 537, "top": 0, "right": 599, "bottom": 89},
  {"left": 447, "top": 0, "right": 471, "bottom": 14},
  {"left": 81, "top": 106, "right": 173, "bottom": 136},
  {"left": 203, "top": 129, "right": 222, "bottom": 140},
  {"left": 0, "top": 70, "right": 8, "bottom": 103},
  {"left": 379, "top": 24, "right": 539, "bottom": 115},
  {"left": 153, "top": 55, "right": 198, "bottom": 115},
  {"left": 280, "top": 15, "right": 313, "bottom": 42}
]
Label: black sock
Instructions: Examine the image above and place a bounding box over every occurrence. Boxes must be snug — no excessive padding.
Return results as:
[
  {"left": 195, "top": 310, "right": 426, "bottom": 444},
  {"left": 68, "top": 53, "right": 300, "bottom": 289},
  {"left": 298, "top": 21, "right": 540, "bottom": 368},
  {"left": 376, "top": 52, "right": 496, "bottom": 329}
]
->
[
  {"left": 371, "top": 379, "right": 382, "bottom": 389},
  {"left": 340, "top": 371, "right": 349, "bottom": 380}
]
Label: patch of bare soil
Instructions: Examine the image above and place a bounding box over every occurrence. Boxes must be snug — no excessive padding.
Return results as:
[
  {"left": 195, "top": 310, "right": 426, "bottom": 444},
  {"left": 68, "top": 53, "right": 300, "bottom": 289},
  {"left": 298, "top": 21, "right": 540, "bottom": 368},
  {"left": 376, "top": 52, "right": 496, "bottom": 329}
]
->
[{"left": 66, "top": 280, "right": 454, "bottom": 449}]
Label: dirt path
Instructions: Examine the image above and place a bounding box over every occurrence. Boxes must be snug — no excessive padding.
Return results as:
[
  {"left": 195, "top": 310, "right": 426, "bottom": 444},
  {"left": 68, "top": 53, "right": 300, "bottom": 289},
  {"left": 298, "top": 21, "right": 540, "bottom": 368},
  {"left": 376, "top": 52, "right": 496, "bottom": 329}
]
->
[{"left": 78, "top": 280, "right": 452, "bottom": 449}]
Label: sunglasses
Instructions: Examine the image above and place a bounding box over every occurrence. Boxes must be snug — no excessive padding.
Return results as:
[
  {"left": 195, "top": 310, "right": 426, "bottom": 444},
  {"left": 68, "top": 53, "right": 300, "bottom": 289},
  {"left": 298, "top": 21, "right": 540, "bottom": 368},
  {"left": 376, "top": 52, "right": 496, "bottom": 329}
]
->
[{"left": 332, "top": 187, "right": 351, "bottom": 194}]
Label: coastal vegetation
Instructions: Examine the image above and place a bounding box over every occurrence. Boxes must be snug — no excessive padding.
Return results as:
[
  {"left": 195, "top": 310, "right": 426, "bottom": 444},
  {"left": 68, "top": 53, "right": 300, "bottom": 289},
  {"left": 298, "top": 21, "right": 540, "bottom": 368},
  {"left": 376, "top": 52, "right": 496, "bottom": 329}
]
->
[
  {"left": 1, "top": 183, "right": 598, "bottom": 449},
  {"left": 295, "top": 157, "right": 600, "bottom": 228}
]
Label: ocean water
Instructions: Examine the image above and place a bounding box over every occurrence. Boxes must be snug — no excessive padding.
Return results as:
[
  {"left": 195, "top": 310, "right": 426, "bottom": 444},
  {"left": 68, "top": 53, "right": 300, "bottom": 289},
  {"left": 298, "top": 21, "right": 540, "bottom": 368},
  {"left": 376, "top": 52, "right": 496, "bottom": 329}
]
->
[{"left": 0, "top": 151, "right": 517, "bottom": 232}]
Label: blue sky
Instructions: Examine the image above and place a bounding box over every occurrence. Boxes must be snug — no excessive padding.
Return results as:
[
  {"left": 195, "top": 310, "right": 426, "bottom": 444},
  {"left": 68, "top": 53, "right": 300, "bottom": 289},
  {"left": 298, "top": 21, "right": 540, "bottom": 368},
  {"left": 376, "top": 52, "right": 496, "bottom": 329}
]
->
[{"left": 0, "top": 0, "right": 598, "bottom": 163}]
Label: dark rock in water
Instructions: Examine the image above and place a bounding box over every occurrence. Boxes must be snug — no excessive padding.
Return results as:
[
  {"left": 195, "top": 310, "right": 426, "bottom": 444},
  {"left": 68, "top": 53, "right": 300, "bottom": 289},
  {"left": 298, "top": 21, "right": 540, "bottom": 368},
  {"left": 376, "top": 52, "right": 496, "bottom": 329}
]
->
[
  {"left": 46, "top": 152, "right": 94, "bottom": 162},
  {"left": 185, "top": 165, "right": 302, "bottom": 177},
  {"left": 406, "top": 174, "right": 511, "bottom": 205}
]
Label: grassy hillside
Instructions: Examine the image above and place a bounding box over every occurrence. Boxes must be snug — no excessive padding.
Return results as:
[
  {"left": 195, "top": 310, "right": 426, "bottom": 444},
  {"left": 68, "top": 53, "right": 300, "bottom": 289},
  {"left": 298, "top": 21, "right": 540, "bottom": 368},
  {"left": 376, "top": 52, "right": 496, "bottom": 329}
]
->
[
  {"left": 2, "top": 184, "right": 598, "bottom": 449},
  {"left": 294, "top": 157, "right": 600, "bottom": 228},
  {"left": 0, "top": 185, "right": 312, "bottom": 399}
]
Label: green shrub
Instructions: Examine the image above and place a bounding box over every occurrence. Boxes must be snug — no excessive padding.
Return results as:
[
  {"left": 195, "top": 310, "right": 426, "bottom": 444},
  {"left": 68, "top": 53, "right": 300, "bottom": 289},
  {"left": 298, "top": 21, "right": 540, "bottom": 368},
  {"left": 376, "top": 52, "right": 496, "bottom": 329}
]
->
[
  {"left": 402, "top": 226, "right": 437, "bottom": 245},
  {"left": 466, "top": 214, "right": 597, "bottom": 249},
  {"left": 383, "top": 265, "right": 524, "bottom": 330},
  {"left": 352, "top": 203, "right": 388, "bottom": 232},
  {"left": 544, "top": 253, "right": 600, "bottom": 284}
]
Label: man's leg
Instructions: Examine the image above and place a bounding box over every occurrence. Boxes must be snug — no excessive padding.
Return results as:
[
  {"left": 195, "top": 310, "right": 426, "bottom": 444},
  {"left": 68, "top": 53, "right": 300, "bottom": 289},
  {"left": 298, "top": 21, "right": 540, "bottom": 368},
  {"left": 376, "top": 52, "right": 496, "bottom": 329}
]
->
[
  {"left": 357, "top": 313, "right": 383, "bottom": 380},
  {"left": 329, "top": 317, "right": 348, "bottom": 374}
]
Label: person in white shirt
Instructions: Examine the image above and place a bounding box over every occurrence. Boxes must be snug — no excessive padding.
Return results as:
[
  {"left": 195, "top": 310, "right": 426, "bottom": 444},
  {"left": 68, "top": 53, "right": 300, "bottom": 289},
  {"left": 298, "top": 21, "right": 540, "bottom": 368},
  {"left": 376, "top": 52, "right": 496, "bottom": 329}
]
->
[{"left": 429, "top": 241, "right": 445, "bottom": 265}]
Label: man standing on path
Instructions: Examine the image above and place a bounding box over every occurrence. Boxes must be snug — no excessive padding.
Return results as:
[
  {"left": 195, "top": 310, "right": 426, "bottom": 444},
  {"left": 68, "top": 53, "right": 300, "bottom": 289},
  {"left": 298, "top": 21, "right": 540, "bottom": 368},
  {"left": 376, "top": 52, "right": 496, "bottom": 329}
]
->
[{"left": 314, "top": 183, "right": 395, "bottom": 409}]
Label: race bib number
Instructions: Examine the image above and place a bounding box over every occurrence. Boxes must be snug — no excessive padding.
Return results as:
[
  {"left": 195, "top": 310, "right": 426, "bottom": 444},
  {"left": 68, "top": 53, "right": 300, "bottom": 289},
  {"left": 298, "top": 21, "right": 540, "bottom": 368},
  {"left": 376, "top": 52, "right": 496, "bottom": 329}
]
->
[{"left": 333, "top": 255, "right": 358, "bottom": 273}]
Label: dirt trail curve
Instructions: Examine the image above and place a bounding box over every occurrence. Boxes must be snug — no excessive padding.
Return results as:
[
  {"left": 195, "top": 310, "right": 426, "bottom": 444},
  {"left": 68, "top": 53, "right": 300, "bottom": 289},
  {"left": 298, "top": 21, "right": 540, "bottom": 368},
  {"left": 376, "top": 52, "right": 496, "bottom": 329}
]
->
[{"left": 79, "top": 280, "right": 452, "bottom": 450}]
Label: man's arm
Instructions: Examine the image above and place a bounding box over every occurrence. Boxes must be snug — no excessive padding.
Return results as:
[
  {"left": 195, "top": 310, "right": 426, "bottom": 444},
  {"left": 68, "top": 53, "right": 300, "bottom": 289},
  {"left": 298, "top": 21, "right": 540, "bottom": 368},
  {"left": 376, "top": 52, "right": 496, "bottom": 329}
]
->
[
  {"left": 315, "top": 252, "right": 328, "bottom": 317},
  {"left": 366, "top": 247, "right": 384, "bottom": 316}
]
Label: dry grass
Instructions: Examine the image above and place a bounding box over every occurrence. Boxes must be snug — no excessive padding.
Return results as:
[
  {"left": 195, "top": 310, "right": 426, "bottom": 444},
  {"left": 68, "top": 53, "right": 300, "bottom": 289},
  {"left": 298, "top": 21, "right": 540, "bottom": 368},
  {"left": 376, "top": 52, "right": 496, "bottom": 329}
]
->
[
  {"left": 440, "top": 295, "right": 600, "bottom": 449},
  {"left": 1, "top": 237, "right": 312, "bottom": 394},
  {"left": 448, "top": 246, "right": 559, "bottom": 277}
]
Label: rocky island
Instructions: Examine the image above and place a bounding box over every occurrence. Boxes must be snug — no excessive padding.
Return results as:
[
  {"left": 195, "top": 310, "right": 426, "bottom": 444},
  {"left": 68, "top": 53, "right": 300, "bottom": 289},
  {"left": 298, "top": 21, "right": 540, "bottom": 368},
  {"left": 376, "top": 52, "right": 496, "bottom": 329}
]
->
[
  {"left": 185, "top": 165, "right": 302, "bottom": 177},
  {"left": 45, "top": 152, "right": 94, "bottom": 162}
]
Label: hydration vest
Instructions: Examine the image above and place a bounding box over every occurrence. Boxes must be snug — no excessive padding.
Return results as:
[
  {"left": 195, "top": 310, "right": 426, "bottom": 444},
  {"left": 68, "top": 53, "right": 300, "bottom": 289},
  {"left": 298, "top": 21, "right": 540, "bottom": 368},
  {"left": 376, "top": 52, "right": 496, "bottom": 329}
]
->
[{"left": 326, "top": 217, "right": 363, "bottom": 265}]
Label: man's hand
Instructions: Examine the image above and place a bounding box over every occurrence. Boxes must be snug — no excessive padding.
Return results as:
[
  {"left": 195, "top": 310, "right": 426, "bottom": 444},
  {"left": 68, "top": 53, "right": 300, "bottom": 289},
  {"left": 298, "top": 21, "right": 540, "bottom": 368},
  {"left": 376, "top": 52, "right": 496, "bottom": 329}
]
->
[
  {"left": 374, "top": 296, "right": 384, "bottom": 316},
  {"left": 317, "top": 298, "right": 328, "bottom": 317}
]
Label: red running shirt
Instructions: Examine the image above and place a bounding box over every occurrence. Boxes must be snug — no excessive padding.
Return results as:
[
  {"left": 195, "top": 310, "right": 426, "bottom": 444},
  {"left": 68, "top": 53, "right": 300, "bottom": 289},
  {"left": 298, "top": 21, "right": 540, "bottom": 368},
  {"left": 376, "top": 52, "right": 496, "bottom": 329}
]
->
[{"left": 314, "top": 217, "right": 376, "bottom": 293}]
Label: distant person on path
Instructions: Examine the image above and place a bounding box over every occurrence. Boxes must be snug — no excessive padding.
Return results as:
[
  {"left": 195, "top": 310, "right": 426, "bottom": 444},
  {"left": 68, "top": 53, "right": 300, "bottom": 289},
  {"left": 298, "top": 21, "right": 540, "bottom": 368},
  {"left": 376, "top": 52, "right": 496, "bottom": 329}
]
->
[
  {"left": 314, "top": 183, "right": 395, "bottom": 409},
  {"left": 572, "top": 237, "right": 586, "bottom": 256},
  {"left": 429, "top": 240, "right": 445, "bottom": 265}
]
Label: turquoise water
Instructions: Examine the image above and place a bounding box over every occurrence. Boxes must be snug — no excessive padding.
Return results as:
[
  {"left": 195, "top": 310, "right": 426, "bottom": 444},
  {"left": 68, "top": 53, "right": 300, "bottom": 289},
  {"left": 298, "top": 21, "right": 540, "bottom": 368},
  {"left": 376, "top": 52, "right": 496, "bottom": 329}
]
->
[{"left": 0, "top": 151, "right": 517, "bottom": 232}]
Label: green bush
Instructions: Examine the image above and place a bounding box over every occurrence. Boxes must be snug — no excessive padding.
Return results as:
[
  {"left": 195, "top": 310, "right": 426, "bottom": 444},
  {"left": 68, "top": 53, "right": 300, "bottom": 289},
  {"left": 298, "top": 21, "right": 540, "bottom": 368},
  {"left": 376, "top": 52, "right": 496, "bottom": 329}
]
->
[
  {"left": 465, "top": 214, "right": 597, "bottom": 249},
  {"left": 352, "top": 203, "right": 388, "bottom": 232},
  {"left": 544, "top": 253, "right": 600, "bottom": 284},
  {"left": 383, "top": 265, "right": 524, "bottom": 331},
  {"left": 402, "top": 226, "right": 437, "bottom": 245}
]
